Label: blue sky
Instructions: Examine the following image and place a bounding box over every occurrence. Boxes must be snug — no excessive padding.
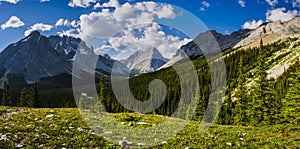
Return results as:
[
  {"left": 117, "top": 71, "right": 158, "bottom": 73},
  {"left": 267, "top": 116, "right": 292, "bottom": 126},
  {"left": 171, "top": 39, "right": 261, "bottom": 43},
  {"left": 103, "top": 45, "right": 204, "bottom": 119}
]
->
[{"left": 0, "top": 0, "right": 299, "bottom": 59}]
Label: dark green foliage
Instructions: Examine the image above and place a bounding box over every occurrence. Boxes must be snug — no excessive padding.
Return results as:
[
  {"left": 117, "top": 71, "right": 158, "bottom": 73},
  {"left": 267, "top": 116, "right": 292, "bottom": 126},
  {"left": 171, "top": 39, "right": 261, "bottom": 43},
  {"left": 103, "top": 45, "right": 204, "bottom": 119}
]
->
[
  {"left": 280, "top": 59, "right": 300, "bottom": 124},
  {"left": 18, "top": 84, "right": 40, "bottom": 107},
  {"left": 2, "top": 81, "right": 12, "bottom": 106},
  {"left": 7, "top": 39, "right": 299, "bottom": 127},
  {"left": 232, "top": 56, "right": 249, "bottom": 125}
]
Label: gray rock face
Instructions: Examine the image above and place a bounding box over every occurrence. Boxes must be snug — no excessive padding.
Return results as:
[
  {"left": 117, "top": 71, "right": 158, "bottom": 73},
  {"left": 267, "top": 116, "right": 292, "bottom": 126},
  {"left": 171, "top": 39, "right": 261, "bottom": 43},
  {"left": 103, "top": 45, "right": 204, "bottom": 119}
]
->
[
  {"left": 161, "top": 29, "right": 251, "bottom": 68},
  {"left": 0, "top": 31, "right": 127, "bottom": 83},
  {"left": 122, "top": 47, "right": 168, "bottom": 73},
  {"left": 234, "top": 17, "right": 300, "bottom": 48}
]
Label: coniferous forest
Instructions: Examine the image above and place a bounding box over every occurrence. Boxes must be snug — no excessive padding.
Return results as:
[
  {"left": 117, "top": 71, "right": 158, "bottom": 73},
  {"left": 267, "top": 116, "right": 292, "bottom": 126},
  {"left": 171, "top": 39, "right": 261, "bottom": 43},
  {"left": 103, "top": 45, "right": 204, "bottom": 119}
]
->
[
  {"left": 0, "top": 38, "right": 299, "bottom": 148},
  {"left": 1, "top": 38, "right": 299, "bottom": 126}
]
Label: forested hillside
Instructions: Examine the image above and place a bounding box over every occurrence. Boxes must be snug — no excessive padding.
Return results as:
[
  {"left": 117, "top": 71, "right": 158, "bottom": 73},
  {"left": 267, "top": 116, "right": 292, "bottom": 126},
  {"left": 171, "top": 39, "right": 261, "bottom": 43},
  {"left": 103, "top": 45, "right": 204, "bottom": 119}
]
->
[
  {"left": 93, "top": 38, "right": 300, "bottom": 126},
  {"left": 1, "top": 38, "right": 299, "bottom": 127}
]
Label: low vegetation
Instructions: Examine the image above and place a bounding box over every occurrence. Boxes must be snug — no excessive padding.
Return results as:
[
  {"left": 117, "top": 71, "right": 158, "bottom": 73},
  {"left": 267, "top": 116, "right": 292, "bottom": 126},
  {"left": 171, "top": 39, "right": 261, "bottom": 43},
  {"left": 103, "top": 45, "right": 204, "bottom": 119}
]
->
[{"left": 0, "top": 107, "right": 299, "bottom": 148}]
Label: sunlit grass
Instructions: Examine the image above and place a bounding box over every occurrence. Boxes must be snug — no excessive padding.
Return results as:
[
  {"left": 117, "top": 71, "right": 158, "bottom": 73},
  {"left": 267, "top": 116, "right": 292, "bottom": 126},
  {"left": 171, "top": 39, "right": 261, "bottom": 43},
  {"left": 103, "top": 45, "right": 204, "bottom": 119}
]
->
[{"left": 0, "top": 106, "right": 299, "bottom": 148}]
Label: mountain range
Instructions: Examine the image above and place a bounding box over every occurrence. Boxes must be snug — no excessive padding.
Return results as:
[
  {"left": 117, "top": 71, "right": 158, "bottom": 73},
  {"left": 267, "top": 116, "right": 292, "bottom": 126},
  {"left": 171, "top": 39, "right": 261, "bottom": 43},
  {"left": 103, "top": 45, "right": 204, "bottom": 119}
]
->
[
  {"left": 0, "top": 17, "right": 299, "bottom": 89},
  {"left": 161, "top": 17, "right": 300, "bottom": 69}
]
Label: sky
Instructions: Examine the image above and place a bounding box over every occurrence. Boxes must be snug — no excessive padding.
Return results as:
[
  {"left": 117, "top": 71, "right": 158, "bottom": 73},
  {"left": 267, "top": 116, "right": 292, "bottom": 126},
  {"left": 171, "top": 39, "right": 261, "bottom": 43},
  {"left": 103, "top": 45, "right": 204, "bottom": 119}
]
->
[{"left": 0, "top": 0, "right": 299, "bottom": 59}]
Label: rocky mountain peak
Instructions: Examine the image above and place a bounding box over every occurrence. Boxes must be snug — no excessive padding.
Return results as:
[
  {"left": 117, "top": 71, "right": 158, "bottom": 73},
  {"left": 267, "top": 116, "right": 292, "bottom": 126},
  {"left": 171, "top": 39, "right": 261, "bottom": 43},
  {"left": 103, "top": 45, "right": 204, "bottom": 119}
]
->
[{"left": 122, "top": 47, "right": 168, "bottom": 73}]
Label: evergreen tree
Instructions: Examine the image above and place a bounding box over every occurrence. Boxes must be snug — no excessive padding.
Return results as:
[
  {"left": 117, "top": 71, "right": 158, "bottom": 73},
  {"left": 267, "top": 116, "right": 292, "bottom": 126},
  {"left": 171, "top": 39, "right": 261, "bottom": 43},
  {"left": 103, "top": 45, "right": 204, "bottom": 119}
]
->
[
  {"left": 2, "top": 81, "right": 11, "bottom": 106},
  {"left": 95, "top": 72, "right": 106, "bottom": 112},
  {"left": 281, "top": 59, "right": 300, "bottom": 124},
  {"left": 249, "top": 56, "right": 268, "bottom": 125},
  {"left": 32, "top": 83, "right": 40, "bottom": 108},
  {"left": 18, "top": 88, "right": 28, "bottom": 107},
  {"left": 18, "top": 87, "right": 34, "bottom": 107},
  {"left": 233, "top": 56, "right": 249, "bottom": 125},
  {"left": 250, "top": 56, "right": 277, "bottom": 125},
  {"left": 260, "top": 38, "right": 264, "bottom": 49}
]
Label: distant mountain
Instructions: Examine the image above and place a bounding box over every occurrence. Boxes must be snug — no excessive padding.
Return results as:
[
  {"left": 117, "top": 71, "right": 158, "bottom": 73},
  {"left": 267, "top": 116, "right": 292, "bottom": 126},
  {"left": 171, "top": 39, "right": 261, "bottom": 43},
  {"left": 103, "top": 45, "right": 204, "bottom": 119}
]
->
[
  {"left": 121, "top": 47, "right": 168, "bottom": 73},
  {"left": 0, "top": 31, "right": 127, "bottom": 88},
  {"left": 161, "top": 17, "right": 300, "bottom": 69}
]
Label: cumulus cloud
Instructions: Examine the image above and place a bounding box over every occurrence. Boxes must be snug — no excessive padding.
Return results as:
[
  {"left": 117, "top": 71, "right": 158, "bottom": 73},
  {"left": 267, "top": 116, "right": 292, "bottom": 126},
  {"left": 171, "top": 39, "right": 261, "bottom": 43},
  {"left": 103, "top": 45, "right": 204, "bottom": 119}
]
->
[
  {"left": 99, "top": 0, "right": 120, "bottom": 8},
  {"left": 97, "top": 22, "right": 191, "bottom": 60},
  {"left": 78, "top": 1, "right": 176, "bottom": 40},
  {"left": 68, "top": 0, "right": 97, "bottom": 8},
  {"left": 265, "top": 0, "right": 278, "bottom": 6},
  {"left": 24, "top": 23, "right": 53, "bottom": 36},
  {"left": 76, "top": 0, "right": 186, "bottom": 60},
  {"left": 1, "top": 16, "right": 25, "bottom": 30},
  {"left": 266, "top": 7, "right": 299, "bottom": 22},
  {"left": 238, "top": 0, "right": 246, "bottom": 7},
  {"left": 39, "top": 0, "right": 50, "bottom": 2},
  {"left": 0, "top": 0, "right": 20, "bottom": 4},
  {"left": 93, "top": 2, "right": 101, "bottom": 9},
  {"left": 242, "top": 19, "right": 263, "bottom": 29}
]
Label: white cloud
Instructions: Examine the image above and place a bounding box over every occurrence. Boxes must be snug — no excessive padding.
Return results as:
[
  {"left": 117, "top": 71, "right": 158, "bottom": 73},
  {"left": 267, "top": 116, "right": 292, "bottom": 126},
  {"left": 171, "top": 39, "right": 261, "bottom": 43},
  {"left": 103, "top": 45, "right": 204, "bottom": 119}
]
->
[
  {"left": 0, "top": 0, "right": 20, "bottom": 4},
  {"left": 202, "top": 1, "right": 210, "bottom": 7},
  {"left": 238, "top": 0, "right": 246, "bottom": 7},
  {"left": 265, "top": 0, "right": 278, "bottom": 6},
  {"left": 99, "top": 0, "right": 120, "bottom": 8},
  {"left": 93, "top": 2, "right": 101, "bottom": 9},
  {"left": 266, "top": 8, "right": 299, "bottom": 22},
  {"left": 55, "top": 18, "right": 79, "bottom": 27},
  {"left": 57, "top": 28, "right": 80, "bottom": 38},
  {"left": 39, "top": 0, "right": 50, "bottom": 2},
  {"left": 55, "top": 18, "right": 64, "bottom": 26},
  {"left": 292, "top": 0, "right": 300, "bottom": 7},
  {"left": 156, "top": 4, "right": 176, "bottom": 19},
  {"left": 97, "top": 22, "right": 191, "bottom": 60},
  {"left": 77, "top": 0, "right": 182, "bottom": 59},
  {"left": 242, "top": 19, "right": 263, "bottom": 29},
  {"left": 1, "top": 16, "right": 24, "bottom": 30},
  {"left": 78, "top": 1, "right": 176, "bottom": 40},
  {"left": 68, "top": 0, "right": 97, "bottom": 8},
  {"left": 24, "top": 23, "right": 53, "bottom": 36},
  {"left": 200, "top": 1, "right": 210, "bottom": 11}
]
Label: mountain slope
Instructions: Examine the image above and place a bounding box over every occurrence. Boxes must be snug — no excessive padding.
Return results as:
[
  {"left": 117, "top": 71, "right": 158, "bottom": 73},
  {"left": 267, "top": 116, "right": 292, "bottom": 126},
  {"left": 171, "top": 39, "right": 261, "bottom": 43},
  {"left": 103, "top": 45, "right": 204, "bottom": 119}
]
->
[
  {"left": 121, "top": 47, "right": 168, "bottom": 73},
  {"left": 0, "top": 31, "right": 127, "bottom": 84},
  {"left": 235, "top": 17, "right": 300, "bottom": 48},
  {"left": 161, "top": 17, "right": 300, "bottom": 69},
  {"left": 160, "top": 29, "right": 251, "bottom": 69}
]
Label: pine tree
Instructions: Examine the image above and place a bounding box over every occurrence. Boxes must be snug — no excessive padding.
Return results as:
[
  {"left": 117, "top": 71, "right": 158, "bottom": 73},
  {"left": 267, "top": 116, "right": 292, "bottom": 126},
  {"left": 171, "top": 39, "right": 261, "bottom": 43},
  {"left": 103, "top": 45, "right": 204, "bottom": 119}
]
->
[
  {"left": 18, "top": 88, "right": 28, "bottom": 107},
  {"left": 99, "top": 72, "right": 106, "bottom": 106},
  {"left": 233, "top": 56, "right": 249, "bottom": 125},
  {"left": 281, "top": 59, "right": 300, "bottom": 124},
  {"left": 249, "top": 56, "right": 268, "bottom": 125},
  {"left": 2, "top": 81, "right": 11, "bottom": 106},
  {"left": 32, "top": 83, "right": 40, "bottom": 108},
  {"left": 250, "top": 56, "right": 277, "bottom": 125},
  {"left": 260, "top": 38, "right": 264, "bottom": 49}
]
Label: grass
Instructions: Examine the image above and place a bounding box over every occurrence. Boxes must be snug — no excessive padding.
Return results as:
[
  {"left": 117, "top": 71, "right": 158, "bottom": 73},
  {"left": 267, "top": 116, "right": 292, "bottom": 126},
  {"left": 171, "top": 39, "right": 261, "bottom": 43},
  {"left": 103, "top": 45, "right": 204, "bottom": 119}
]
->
[{"left": 0, "top": 106, "right": 299, "bottom": 148}]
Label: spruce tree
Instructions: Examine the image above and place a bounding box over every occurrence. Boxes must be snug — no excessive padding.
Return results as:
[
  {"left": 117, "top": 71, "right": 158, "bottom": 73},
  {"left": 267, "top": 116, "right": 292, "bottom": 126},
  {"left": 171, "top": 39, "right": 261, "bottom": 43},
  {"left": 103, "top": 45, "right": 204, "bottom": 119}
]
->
[
  {"left": 281, "top": 59, "right": 300, "bottom": 124},
  {"left": 32, "top": 83, "right": 40, "bottom": 108},
  {"left": 233, "top": 56, "right": 249, "bottom": 125},
  {"left": 18, "top": 88, "right": 28, "bottom": 107},
  {"left": 2, "top": 81, "right": 11, "bottom": 106},
  {"left": 250, "top": 56, "right": 268, "bottom": 125},
  {"left": 95, "top": 72, "right": 106, "bottom": 112}
]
